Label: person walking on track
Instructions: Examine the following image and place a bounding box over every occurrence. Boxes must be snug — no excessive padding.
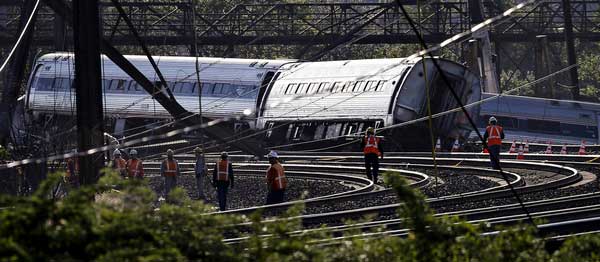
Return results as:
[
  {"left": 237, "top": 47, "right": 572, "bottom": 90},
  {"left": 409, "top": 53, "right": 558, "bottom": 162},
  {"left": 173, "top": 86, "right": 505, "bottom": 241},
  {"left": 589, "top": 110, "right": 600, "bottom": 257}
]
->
[
  {"left": 161, "top": 149, "right": 180, "bottom": 198},
  {"left": 361, "top": 127, "right": 384, "bottom": 183},
  {"left": 213, "top": 152, "right": 234, "bottom": 211},
  {"left": 265, "top": 150, "right": 287, "bottom": 204},
  {"left": 484, "top": 116, "right": 505, "bottom": 170}
]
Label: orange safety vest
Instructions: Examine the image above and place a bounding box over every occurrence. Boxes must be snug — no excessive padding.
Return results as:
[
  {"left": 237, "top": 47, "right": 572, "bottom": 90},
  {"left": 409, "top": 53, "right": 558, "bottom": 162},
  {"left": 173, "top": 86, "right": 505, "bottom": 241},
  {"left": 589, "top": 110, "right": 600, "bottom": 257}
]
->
[
  {"left": 163, "top": 159, "right": 178, "bottom": 177},
  {"left": 127, "top": 159, "right": 144, "bottom": 178},
  {"left": 363, "top": 135, "right": 381, "bottom": 155},
  {"left": 267, "top": 163, "right": 287, "bottom": 191},
  {"left": 113, "top": 158, "right": 126, "bottom": 173},
  {"left": 486, "top": 125, "right": 503, "bottom": 146},
  {"left": 216, "top": 160, "right": 229, "bottom": 181},
  {"left": 66, "top": 158, "right": 79, "bottom": 177}
]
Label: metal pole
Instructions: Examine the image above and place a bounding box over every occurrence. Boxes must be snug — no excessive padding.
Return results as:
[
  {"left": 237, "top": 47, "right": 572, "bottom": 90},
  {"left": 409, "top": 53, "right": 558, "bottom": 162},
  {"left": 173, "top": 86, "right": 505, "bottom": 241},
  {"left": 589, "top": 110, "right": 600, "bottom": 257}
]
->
[
  {"left": 562, "top": 0, "right": 580, "bottom": 100},
  {"left": 73, "top": 0, "right": 104, "bottom": 185}
]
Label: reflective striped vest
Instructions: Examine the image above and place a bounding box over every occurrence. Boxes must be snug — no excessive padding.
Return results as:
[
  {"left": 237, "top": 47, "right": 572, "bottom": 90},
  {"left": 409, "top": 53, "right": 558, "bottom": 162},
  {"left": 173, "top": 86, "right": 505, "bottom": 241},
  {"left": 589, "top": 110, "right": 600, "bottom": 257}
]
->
[
  {"left": 363, "top": 135, "right": 381, "bottom": 155},
  {"left": 267, "top": 163, "right": 287, "bottom": 191},
  {"left": 216, "top": 160, "right": 229, "bottom": 181},
  {"left": 486, "top": 125, "right": 503, "bottom": 146},
  {"left": 127, "top": 159, "right": 143, "bottom": 178},
  {"left": 112, "top": 158, "right": 127, "bottom": 173},
  {"left": 163, "top": 159, "right": 178, "bottom": 177}
]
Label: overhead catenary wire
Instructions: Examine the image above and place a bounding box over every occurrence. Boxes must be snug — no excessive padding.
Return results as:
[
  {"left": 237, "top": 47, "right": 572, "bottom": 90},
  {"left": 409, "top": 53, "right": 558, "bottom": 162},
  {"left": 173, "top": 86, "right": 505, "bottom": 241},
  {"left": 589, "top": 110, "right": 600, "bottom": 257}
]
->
[{"left": 0, "top": 0, "right": 40, "bottom": 74}]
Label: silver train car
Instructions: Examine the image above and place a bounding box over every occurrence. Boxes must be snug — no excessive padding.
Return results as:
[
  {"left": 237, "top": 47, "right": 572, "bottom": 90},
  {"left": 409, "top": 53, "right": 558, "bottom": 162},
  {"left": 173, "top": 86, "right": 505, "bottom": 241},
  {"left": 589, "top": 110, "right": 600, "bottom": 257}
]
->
[
  {"left": 257, "top": 57, "right": 481, "bottom": 150},
  {"left": 24, "top": 53, "right": 481, "bottom": 150},
  {"left": 477, "top": 93, "right": 600, "bottom": 145},
  {"left": 25, "top": 53, "right": 290, "bottom": 122}
]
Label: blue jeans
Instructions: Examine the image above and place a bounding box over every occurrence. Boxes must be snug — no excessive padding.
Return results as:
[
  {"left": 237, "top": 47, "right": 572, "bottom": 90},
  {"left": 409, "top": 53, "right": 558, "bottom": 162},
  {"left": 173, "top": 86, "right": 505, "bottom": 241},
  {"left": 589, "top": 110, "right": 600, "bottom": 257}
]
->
[
  {"left": 216, "top": 185, "right": 228, "bottom": 211},
  {"left": 164, "top": 176, "right": 177, "bottom": 198},
  {"left": 488, "top": 145, "right": 501, "bottom": 170}
]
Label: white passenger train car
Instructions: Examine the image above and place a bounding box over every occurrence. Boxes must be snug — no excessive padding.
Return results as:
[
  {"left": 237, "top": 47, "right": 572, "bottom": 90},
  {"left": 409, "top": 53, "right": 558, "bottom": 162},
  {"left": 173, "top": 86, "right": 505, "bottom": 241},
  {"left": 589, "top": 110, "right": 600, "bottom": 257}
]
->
[
  {"left": 257, "top": 57, "right": 481, "bottom": 150},
  {"left": 25, "top": 53, "right": 291, "bottom": 120}
]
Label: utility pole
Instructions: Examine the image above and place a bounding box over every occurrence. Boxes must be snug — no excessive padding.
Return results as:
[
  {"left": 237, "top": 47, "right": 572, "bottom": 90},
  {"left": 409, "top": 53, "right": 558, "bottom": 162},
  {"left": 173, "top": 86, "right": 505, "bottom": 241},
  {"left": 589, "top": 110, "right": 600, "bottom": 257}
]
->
[
  {"left": 562, "top": 0, "right": 580, "bottom": 100},
  {"left": 73, "top": 0, "right": 104, "bottom": 185}
]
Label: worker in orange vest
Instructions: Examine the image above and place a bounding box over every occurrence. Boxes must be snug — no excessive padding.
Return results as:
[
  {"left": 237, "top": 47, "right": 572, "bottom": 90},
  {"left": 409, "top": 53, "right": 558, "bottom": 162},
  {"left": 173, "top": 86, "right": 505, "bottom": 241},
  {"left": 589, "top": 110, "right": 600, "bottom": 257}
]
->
[
  {"left": 483, "top": 116, "right": 505, "bottom": 170},
  {"left": 265, "top": 150, "right": 287, "bottom": 204},
  {"left": 161, "top": 149, "right": 180, "bottom": 198},
  {"left": 213, "top": 152, "right": 234, "bottom": 211},
  {"left": 126, "top": 149, "right": 144, "bottom": 179},
  {"left": 110, "top": 149, "right": 127, "bottom": 177},
  {"left": 65, "top": 149, "right": 80, "bottom": 188},
  {"left": 361, "top": 127, "right": 383, "bottom": 183}
]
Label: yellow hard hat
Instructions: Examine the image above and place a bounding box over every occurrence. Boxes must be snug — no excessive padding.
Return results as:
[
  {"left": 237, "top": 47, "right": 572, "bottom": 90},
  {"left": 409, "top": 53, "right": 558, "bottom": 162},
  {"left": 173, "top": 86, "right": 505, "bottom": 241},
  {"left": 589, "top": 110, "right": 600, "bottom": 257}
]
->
[{"left": 366, "top": 127, "right": 375, "bottom": 134}]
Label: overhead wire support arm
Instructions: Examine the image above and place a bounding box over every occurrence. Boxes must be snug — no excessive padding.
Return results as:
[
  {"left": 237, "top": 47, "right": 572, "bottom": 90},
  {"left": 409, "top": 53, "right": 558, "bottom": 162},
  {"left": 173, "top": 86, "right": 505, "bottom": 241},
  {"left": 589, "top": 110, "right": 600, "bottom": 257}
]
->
[{"left": 394, "top": 0, "right": 536, "bottom": 225}]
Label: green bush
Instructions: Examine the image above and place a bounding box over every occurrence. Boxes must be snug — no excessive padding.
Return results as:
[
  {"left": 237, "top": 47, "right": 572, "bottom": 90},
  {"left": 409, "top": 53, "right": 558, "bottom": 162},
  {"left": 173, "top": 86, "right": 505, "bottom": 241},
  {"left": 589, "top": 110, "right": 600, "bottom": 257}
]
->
[{"left": 0, "top": 170, "right": 597, "bottom": 261}]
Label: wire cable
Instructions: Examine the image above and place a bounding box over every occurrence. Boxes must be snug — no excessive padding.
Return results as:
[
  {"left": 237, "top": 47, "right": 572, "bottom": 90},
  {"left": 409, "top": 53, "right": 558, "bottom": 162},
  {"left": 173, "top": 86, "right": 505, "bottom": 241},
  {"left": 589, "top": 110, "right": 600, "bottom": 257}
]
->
[{"left": 0, "top": 0, "right": 40, "bottom": 74}]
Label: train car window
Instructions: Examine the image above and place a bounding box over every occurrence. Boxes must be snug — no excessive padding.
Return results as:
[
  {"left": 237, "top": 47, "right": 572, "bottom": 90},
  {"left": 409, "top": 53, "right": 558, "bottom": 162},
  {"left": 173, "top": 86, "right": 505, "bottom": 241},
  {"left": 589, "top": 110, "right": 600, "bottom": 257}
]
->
[
  {"left": 353, "top": 81, "right": 365, "bottom": 92},
  {"left": 34, "top": 78, "right": 52, "bottom": 91},
  {"left": 202, "top": 83, "right": 214, "bottom": 95},
  {"left": 332, "top": 82, "right": 343, "bottom": 93},
  {"left": 213, "top": 83, "right": 224, "bottom": 95},
  {"left": 285, "top": 83, "right": 297, "bottom": 94},
  {"left": 365, "top": 80, "right": 377, "bottom": 92},
  {"left": 107, "top": 80, "right": 119, "bottom": 92},
  {"left": 375, "top": 80, "right": 387, "bottom": 91},
  {"left": 308, "top": 83, "right": 319, "bottom": 94},
  {"left": 192, "top": 83, "right": 199, "bottom": 94},
  {"left": 102, "top": 79, "right": 111, "bottom": 91},
  {"left": 180, "top": 82, "right": 194, "bottom": 94},
  {"left": 222, "top": 83, "right": 234, "bottom": 95},
  {"left": 317, "top": 82, "right": 329, "bottom": 93},
  {"left": 296, "top": 83, "right": 308, "bottom": 94},
  {"left": 341, "top": 82, "right": 353, "bottom": 93}
]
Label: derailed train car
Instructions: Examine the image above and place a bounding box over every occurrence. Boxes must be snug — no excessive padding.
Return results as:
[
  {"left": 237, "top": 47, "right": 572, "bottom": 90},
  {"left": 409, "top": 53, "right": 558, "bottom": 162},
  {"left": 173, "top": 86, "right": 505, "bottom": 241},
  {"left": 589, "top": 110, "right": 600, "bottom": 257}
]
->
[
  {"left": 257, "top": 57, "right": 481, "bottom": 151},
  {"left": 23, "top": 53, "right": 481, "bottom": 151}
]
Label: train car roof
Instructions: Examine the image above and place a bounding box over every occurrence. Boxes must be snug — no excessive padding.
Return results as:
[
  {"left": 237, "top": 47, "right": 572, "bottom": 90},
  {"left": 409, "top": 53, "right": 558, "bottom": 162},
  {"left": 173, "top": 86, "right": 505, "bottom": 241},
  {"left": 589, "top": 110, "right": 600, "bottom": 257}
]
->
[
  {"left": 35, "top": 53, "right": 295, "bottom": 83},
  {"left": 277, "top": 57, "right": 421, "bottom": 81}
]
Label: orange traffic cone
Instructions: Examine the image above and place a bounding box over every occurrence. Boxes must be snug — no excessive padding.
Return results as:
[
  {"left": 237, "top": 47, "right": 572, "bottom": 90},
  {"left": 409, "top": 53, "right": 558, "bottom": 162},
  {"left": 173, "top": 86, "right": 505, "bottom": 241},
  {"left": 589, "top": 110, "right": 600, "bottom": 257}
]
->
[
  {"left": 451, "top": 139, "right": 460, "bottom": 152},
  {"left": 508, "top": 140, "right": 516, "bottom": 154},
  {"left": 516, "top": 145, "right": 525, "bottom": 160},
  {"left": 545, "top": 142, "right": 553, "bottom": 154},
  {"left": 579, "top": 140, "right": 587, "bottom": 155},
  {"left": 524, "top": 140, "right": 529, "bottom": 153},
  {"left": 560, "top": 144, "right": 567, "bottom": 154},
  {"left": 435, "top": 138, "right": 442, "bottom": 152}
]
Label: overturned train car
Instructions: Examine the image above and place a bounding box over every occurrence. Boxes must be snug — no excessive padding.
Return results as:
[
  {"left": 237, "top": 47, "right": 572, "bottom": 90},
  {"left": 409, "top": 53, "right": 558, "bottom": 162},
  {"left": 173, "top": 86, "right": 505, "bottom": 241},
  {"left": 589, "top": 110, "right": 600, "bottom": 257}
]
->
[
  {"left": 23, "top": 53, "right": 481, "bottom": 152},
  {"left": 257, "top": 57, "right": 481, "bottom": 151}
]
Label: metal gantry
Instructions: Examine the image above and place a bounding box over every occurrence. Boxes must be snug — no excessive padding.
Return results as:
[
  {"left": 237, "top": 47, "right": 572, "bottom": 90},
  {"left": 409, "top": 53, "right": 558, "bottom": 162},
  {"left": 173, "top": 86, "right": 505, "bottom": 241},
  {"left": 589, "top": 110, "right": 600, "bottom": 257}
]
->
[{"left": 1, "top": 1, "right": 599, "bottom": 49}]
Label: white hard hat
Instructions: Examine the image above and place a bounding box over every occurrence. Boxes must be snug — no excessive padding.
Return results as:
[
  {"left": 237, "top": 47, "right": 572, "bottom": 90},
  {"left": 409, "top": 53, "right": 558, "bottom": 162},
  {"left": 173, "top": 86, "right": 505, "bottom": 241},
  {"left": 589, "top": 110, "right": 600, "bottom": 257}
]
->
[
  {"left": 267, "top": 150, "right": 278, "bottom": 158},
  {"left": 489, "top": 116, "right": 497, "bottom": 124},
  {"left": 113, "top": 149, "right": 121, "bottom": 155},
  {"left": 221, "top": 151, "right": 228, "bottom": 158},
  {"left": 166, "top": 149, "right": 174, "bottom": 156},
  {"left": 130, "top": 149, "right": 138, "bottom": 155}
]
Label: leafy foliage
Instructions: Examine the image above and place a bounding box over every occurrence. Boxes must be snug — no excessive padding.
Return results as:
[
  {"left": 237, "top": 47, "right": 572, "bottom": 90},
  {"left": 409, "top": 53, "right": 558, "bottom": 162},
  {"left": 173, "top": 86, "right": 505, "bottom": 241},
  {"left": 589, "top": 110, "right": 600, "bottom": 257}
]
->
[{"left": 0, "top": 170, "right": 598, "bottom": 260}]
